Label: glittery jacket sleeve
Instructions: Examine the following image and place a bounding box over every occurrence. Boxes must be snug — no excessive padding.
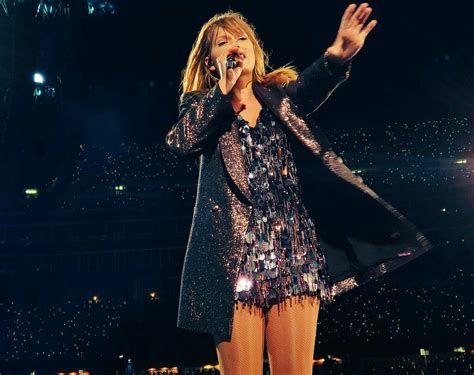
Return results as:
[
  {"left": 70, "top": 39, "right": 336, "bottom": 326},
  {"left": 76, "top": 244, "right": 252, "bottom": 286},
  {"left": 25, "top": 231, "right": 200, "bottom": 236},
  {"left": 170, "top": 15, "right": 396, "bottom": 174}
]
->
[
  {"left": 165, "top": 84, "right": 234, "bottom": 157},
  {"left": 284, "top": 53, "right": 352, "bottom": 116}
]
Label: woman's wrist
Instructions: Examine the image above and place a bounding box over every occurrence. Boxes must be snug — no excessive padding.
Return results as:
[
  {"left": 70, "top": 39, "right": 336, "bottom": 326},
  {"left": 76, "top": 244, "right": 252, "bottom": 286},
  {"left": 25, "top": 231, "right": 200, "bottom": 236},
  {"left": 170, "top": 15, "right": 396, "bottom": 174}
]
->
[{"left": 323, "top": 49, "right": 351, "bottom": 76}]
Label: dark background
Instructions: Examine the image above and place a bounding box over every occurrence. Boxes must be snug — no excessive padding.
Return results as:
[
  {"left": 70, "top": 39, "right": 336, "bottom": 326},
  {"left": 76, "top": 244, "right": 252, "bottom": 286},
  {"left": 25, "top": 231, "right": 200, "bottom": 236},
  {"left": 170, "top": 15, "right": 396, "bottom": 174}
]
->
[{"left": 0, "top": 0, "right": 472, "bottom": 372}]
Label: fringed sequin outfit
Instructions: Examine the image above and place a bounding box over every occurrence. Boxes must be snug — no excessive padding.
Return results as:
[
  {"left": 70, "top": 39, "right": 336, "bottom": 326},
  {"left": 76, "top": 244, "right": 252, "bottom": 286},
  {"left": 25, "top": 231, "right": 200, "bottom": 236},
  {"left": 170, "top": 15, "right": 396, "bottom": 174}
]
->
[{"left": 234, "top": 105, "right": 333, "bottom": 311}]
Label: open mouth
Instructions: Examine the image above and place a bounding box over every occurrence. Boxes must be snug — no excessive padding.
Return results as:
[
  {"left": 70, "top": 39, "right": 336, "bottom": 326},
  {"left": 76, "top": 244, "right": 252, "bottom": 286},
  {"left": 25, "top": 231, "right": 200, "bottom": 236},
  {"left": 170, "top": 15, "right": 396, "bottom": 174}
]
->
[{"left": 228, "top": 52, "right": 245, "bottom": 59}]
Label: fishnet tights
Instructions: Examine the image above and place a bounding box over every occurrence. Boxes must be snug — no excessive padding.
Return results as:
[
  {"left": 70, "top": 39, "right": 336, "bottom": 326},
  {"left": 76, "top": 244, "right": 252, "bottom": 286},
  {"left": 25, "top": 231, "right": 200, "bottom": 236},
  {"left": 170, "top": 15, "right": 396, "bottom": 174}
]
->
[{"left": 214, "top": 295, "right": 320, "bottom": 375}]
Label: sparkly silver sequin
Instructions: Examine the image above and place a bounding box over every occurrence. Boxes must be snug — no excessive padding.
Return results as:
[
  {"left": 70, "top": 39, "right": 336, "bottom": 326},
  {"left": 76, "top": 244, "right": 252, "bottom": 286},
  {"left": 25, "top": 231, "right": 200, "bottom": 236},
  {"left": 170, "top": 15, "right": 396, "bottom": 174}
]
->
[
  {"left": 234, "top": 106, "right": 333, "bottom": 309},
  {"left": 330, "top": 277, "right": 359, "bottom": 296}
]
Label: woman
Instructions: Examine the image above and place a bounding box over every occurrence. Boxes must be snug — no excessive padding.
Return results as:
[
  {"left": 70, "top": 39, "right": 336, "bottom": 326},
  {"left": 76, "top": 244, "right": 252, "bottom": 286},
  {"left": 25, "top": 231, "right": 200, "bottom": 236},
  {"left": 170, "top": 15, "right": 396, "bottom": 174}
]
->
[{"left": 166, "top": 4, "right": 432, "bottom": 374}]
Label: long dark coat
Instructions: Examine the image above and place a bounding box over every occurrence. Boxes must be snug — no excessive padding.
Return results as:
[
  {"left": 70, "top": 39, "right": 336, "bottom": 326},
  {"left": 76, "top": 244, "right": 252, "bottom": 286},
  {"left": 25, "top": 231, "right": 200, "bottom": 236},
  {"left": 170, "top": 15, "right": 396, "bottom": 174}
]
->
[{"left": 165, "top": 54, "right": 432, "bottom": 341}]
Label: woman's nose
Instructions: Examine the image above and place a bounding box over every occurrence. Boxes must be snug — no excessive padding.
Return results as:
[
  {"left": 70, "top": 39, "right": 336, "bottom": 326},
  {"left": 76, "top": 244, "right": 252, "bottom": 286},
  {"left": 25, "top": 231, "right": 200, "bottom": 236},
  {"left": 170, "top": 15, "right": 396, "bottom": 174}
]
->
[
  {"left": 230, "top": 44, "right": 241, "bottom": 53},
  {"left": 232, "top": 38, "right": 242, "bottom": 47}
]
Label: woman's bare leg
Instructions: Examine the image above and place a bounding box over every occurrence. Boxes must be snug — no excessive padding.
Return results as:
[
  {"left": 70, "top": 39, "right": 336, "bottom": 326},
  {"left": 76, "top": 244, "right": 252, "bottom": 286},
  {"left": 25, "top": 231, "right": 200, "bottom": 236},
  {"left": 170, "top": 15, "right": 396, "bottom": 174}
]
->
[
  {"left": 265, "top": 295, "right": 320, "bottom": 375},
  {"left": 214, "top": 301, "right": 265, "bottom": 375}
]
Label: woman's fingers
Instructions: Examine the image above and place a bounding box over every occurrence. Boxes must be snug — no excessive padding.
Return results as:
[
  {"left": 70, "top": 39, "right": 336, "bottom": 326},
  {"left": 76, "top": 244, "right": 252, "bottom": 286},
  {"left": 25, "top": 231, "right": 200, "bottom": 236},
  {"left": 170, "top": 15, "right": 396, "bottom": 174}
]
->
[
  {"left": 349, "top": 3, "right": 369, "bottom": 27},
  {"left": 216, "top": 48, "right": 232, "bottom": 77},
  {"left": 361, "top": 19, "right": 378, "bottom": 36},
  {"left": 340, "top": 3, "right": 357, "bottom": 29},
  {"left": 236, "top": 55, "right": 245, "bottom": 69},
  {"left": 215, "top": 48, "right": 245, "bottom": 94},
  {"left": 229, "top": 65, "right": 242, "bottom": 83},
  {"left": 215, "top": 58, "right": 225, "bottom": 80},
  {"left": 357, "top": 7, "right": 373, "bottom": 29}
]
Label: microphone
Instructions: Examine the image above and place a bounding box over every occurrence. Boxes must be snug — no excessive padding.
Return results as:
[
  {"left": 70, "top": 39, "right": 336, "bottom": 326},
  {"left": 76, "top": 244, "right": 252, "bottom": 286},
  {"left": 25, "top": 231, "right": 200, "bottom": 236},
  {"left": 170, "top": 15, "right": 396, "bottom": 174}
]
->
[{"left": 226, "top": 53, "right": 238, "bottom": 69}]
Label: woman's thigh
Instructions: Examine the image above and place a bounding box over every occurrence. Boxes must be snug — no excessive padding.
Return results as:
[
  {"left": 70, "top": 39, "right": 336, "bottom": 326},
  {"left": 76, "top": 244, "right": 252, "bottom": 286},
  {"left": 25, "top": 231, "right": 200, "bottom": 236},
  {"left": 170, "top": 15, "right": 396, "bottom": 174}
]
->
[
  {"left": 265, "top": 295, "right": 321, "bottom": 375},
  {"left": 214, "top": 301, "right": 265, "bottom": 375}
]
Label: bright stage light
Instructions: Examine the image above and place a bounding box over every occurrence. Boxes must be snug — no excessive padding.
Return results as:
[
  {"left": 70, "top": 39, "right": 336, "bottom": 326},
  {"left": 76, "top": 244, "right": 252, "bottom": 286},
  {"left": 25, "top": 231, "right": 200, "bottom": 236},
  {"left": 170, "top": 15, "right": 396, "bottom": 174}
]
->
[
  {"left": 35, "top": 0, "right": 70, "bottom": 20},
  {"left": 1, "top": 1, "right": 10, "bottom": 16},
  {"left": 33, "top": 73, "right": 45, "bottom": 84},
  {"left": 25, "top": 188, "right": 39, "bottom": 198}
]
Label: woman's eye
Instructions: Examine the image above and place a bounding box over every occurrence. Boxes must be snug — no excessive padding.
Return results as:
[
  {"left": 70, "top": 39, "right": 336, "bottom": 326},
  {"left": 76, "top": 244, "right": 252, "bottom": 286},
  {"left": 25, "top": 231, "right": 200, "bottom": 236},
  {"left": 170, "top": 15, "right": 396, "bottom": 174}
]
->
[{"left": 217, "top": 37, "right": 245, "bottom": 46}]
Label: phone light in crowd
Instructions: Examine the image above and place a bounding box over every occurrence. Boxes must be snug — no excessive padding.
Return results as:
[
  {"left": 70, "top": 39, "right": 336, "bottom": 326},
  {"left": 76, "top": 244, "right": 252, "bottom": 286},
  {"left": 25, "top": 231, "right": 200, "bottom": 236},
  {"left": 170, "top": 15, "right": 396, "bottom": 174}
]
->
[
  {"left": 88, "top": 295, "right": 100, "bottom": 304},
  {"left": 34, "top": 86, "right": 56, "bottom": 99},
  {"left": 455, "top": 159, "right": 467, "bottom": 164},
  {"left": 148, "top": 368, "right": 179, "bottom": 375},
  {"left": 149, "top": 291, "right": 159, "bottom": 300},
  {"left": 25, "top": 188, "right": 39, "bottom": 198},
  {"left": 33, "top": 73, "right": 45, "bottom": 84},
  {"left": 87, "top": 1, "right": 117, "bottom": 16},
  {"left": 202, "top": 365, "right": 218, "bottom": 371},
  {"left": 420, "top": 348, "right": 430, "bottom": 356},
  {"left": 115, "top": 184, "right": 126, "bottom": 194},
  {"left": 33, "top": 87, "right": 42, "bottom": 97}
]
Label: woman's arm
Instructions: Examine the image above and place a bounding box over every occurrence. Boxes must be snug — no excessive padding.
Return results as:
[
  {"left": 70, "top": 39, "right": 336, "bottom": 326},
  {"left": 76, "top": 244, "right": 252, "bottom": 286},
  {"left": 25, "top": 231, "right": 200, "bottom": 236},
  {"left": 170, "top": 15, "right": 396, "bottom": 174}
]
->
[
  {"left": 283, "top": 52, "right": 352, "bottom": 116},
  {"left": 165, "top": 84, "right": 234, "bottom": 157},
  {"left": 285, "top": 3, "right": 377, "bottom": 116}
]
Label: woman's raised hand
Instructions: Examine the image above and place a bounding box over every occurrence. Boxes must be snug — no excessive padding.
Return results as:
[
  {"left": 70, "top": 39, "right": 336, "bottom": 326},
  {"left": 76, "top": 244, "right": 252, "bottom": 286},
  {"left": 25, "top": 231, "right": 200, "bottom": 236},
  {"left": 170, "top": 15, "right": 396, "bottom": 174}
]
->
[
  {"left": 326, "top": 3, "right": 378, "bottom": 64},
  {"left": 215, "top": 47, "right": 245, "bottom": 95}
]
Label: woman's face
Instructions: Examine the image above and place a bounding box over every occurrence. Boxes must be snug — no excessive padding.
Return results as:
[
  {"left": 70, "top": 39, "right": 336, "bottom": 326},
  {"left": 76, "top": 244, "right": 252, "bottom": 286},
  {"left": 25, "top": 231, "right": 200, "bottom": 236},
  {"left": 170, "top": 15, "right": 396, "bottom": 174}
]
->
[{"left": 207, "top": 26, "right": 256, "bottom": 78}]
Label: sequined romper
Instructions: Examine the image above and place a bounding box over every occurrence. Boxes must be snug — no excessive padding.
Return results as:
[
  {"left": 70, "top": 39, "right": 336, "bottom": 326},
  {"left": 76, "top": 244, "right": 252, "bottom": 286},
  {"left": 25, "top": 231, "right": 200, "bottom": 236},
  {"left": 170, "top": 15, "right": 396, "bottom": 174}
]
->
[{"left": 234, "top": 105, "right": 334, "bottom": 310}]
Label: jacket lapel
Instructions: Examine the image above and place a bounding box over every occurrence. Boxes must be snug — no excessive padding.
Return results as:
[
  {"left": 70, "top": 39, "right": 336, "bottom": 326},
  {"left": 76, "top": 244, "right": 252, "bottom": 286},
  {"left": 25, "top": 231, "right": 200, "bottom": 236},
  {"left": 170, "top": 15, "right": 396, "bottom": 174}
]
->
[
  {"left": 218, "top": 119, "right": 253, "bottom": 205},
  {"left": 253, "top": 82, "right": 324, "bottom": 157},
  {"left": 218, "top": 82, "right": 326, "bottom": 206}
]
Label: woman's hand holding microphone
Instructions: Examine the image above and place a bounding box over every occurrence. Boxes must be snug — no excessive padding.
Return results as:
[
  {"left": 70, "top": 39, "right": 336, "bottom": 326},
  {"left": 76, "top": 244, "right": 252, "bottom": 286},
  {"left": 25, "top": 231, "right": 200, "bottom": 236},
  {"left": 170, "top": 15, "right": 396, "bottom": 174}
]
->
[{"left": 212, "top": 47, "right": 245, "bottom": 95}]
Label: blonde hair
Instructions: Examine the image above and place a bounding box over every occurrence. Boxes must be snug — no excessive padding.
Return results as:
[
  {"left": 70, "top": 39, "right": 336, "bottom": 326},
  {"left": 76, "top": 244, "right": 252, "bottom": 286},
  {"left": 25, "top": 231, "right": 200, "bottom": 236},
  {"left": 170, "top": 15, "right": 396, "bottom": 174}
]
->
[{"left": 181, "top": 10, "right": 298, "bottom": 93}]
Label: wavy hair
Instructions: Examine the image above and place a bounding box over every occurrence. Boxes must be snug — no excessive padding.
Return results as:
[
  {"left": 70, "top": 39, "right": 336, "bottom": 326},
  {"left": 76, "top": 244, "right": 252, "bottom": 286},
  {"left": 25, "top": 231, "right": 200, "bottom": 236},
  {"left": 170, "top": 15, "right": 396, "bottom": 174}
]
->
[{"left": 181, "top": 10, "right": 298, "bottom": 93}]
